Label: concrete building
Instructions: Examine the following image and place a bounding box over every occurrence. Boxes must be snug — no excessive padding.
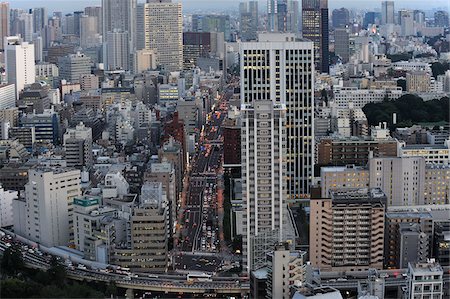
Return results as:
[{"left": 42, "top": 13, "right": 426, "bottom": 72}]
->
[
  {"left": 134, "top": 49, "right": 157, "bottom": 74},
  {"left": 400, "top": 143, "right": 450, "bottom": 165},
  {"left": 8, "top": 127, "right": 35, "bottom": 150},
  {"left": 73, "top": 196, "right": 116, "bottom": 262},
  {"left": 406, "top": 71, "right": 431, "bottom": 93},
  {"left": 20, "top": 109, "right": 59, "bottom": 144},
  {"left": 0, "top": 84, "right": 16, "bottom": 110},
  {"left": 398, "top": 223, "right": 429, "bottom": 269},
  {"left": 105, "top": 29, "right": 130, "bottom": 71},
  {"left": 137, "top": 0, "right": 183, "bottom": 72},
  {"left": 4, "top": 36, "right": 36, "bottom": 97},
  {"left": 267, "top": 0, "right": 300, "bottom": 33},
  {"left": 310, "top": 188, "right": 386, "bottom": 272},
  {"left": 385, "top": 211, "right": 433, "bottom": 269},
  {"left": 112, "top": 182, "right": 169, "bottom": 272},
  {"left": 424, "top": 164, "right": 450, "bottom": 205},
  {"left": 58, "top": 53, "right": 92, "bottom": 84},
  {"left": 31, "top": 7, "right": 47, "bottom": 34},
  {"left": 369, "top": 157, "right": 426, "bottom": 206},
  {"left": 63, "top": 122, "right": 93, "bottom": 169},
  {"left": 35, "top": 62, "right": 59, "bottom": 80},
  {"left": 302, "top": 0, "right": 329, "bottom": 73},
  {"left": 13, "top": 168, "right": 81, "bottom": 247},
  {"left": 407, "top": 261, "right": 443, "bottom": 299},
  {"left": 399, "top": 10, "right": 415, "bottom": 36},
  {"left": 320, "top": 165, "right": 369, "bottom": 198},
  {"left": 80, "top": 74, "right": 99, "bottom": 91},
  {"left": 0, "top": 185, "right": 17, "bottom": 227},
  {"left": 381, "top": 1, "right": 395, "bottom": 24},
  {"left": 84, "top": 6, "right": 102, "bottom": 35},
  {"left": 333, "top": 87, "right": 403, "bottom": 109},
  {"left": 266, "top": 243, "right": 306, "bottom": 299}
]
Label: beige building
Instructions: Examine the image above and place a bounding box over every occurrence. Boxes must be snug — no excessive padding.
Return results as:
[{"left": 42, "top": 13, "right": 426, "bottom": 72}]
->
[
  {"left": 134, "top": 49, "right": 158, "bottom": 74},
  {"left": 320, "top": 165, "right": 369, "bottom": 198},
  {"left": 310, "top": 188, "right": 386, "bottom": 272},
  {"left": 0, "top": 2, "right": 9, "bottom": 51},
  {"left": 406, "top": 71, "right": 431, "bottom": 93},
  {"left": 112, "top": 182, "right": 169, "bottom": 272},
  {"left": 424, "top": 164, "right": 450, "bottom": 205},
  {"left": 266, "top": 243, "right": 306, "bottom": 299},
  {"left": 80, "top": 74, "right": 99, "bottom": 91},
  {"left": 369, "top": 157, "right": 426, "bottom": 206},
  {"left": 136, "top": 0, "right": 183, "bottom": 71}
]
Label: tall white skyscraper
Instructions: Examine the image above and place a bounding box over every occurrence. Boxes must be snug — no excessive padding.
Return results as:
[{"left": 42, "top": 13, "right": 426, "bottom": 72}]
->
[
  {"left": 381, "top": 1, "right": 395, "bottom": 24},
  {"left": 4, "top": 36, "right": 36, "bottom": 97},
  {"left": 106, "top": 29, "right": 130, "bottom": 71},
  {"left": 240, "top": 33, "right": 314, "bottom": 272},
  {"left": 137, "top": 0, "right": 183, "bottom": 72}
]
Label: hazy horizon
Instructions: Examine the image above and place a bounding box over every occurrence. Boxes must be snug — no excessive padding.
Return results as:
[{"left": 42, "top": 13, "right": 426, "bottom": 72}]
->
[{"left": 9, "top": 0, "right": 450, "bottom": 13}]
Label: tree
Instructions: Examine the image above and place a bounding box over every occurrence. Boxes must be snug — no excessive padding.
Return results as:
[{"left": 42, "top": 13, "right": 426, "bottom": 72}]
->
[
  {"left": 1, "top": 245, "right": 25, "bottom": 277},
  {"left": 47, "top": 256, "right": 66, "bottom": 287}
]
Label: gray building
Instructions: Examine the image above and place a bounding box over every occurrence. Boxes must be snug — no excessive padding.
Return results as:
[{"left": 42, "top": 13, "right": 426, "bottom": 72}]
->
[
  {"left": 334, "top": 28, "right": 350, "bottom": 63},
  {"left": 58, "top": 53, "right": 92, "bottom": 84},
  {"left": 398, "top": 223, "right": 429, "bottom": 268}
]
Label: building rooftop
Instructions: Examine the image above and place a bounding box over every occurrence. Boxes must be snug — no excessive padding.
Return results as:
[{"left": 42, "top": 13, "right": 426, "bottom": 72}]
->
[{"left": 330, "top": 188, "right": 386, "bottom": 204}]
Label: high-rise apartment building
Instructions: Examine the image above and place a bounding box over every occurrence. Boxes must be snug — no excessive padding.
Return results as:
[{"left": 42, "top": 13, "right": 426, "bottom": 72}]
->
[
  {"left": 239, "top": 1, "right": 258, "bottom": 41},
  {"left": 105, "top": 29, "right": 130, "bottom": 71},
  {"left": 381, "top": 1, "right": 395, "bottom": 25},
  {"left": 240, "top": 33, "right": 313, "bottom": 272},
  {"left": 302, "top": 0, "right": 329, "bottom": 73},
  {"left": 4, "top": 36, "right": 35, "bottom": 97},
  {"left": 13, "top": 168, "right": 81, "bottom": 247},
  {"left": 310, "top": 188, "right": 386, "bottom": 272},
  {"left": 0, "top": 2, "right": 9, "bottom": 51},
  {"left": 137, "top": 0, "right": 183, "bottom": 72}
]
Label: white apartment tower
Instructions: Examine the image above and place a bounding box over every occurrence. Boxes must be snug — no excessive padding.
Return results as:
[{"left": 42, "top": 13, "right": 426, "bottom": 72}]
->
[
  {"left": 4, "top": 36, "right": 36, "bottom": 97},
  {"left": 13, "top": 168, "right": 81, "bottom": 247},
  {"left": 137, "top": 0, "right": 183, "bottom": 72},
  {"left": 240, "top": 33, "right": 314, "bottom": 273}
]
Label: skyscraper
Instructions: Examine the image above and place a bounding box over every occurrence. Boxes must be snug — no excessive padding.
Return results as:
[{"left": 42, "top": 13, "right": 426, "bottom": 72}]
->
[
  {"left": 268, "top": 0, "right": 299, "bottom": 33},
  {"left": 239, "top": 1, "right": 258, "bottom": 41},
  {"left": 137, "top": 0, "right": 183, "bottom": 72},
  {"left": 302, "top": 0, "right": 329, "bottom": 73},
  {"left": 240, "top": 33, "right": 314, "bottom": 272},
  {"left": 4, "top": 36, "right": 36, "bottom": 97},
  {"left": 332, "top": 7, "right": 349, "bottom": 29},
  {"left": 84, "top": 6, "right": 102, "bottom": 35},
  {"left": 31, "top": 7, "right": 47, "bottom": 34},
  {"left": 102, "top": 0, "right": 136, "bottom": 50},
  {"left": 80, "top": 15, "right": 99, "bottom": 49},
  {"left": 381, "top": 1, "right": 395, "bottom": 25},
  {"left": 106, "top": 29, "right": 130, "bottom": 71},
  {"left": 0, "top": 2, "right": 9, "bottom": 51}
]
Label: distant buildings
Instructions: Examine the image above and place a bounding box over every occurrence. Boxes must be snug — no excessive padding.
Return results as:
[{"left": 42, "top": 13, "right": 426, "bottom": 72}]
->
[
  {"left": 58, "top": 53, "right": 92, "bottom": 84},
  {"left": 239, "top": 1, "right": 258, "bottom": 41},
  {"left": 0, "top": 2, "right": 9, "bottom": 51},
  {"left": 267, "top": 0, "right": 299, "bottom": 33},
  {"left": 332, "top": 8, "right": 349, "bottom": 29},
  {"left": 381, "top": 1, "right": 395, "bottom": 25}
]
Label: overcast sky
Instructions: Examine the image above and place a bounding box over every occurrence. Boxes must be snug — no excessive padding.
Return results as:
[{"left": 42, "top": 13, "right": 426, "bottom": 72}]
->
[{"left": 9, "top": 0, "right": 450, "bottom": 13}]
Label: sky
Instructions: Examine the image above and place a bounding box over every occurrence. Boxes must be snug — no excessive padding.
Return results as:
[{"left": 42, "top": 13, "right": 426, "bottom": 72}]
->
[{"left": 9, "top": 0, "right": 450, "bottom": 13}]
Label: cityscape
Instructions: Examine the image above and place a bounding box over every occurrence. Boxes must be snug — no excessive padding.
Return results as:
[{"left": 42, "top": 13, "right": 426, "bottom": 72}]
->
[{"left": 0, "top": 0, "right": 449, "bottom": 298}]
